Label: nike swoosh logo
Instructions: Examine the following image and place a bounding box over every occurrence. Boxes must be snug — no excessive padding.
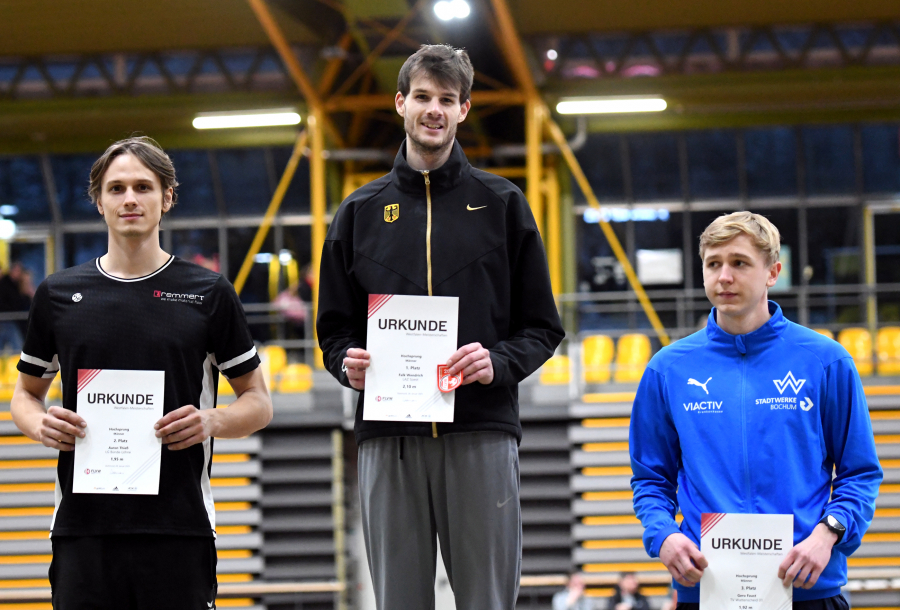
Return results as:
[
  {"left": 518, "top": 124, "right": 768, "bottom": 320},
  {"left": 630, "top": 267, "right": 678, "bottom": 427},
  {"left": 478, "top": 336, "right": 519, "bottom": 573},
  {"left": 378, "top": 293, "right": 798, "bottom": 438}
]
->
[
  {"left": 467, "top": 204, "right": 487, "bottom": 211},
  {"left": 497, "top": 497, "right": 513, "bottom": 508}
]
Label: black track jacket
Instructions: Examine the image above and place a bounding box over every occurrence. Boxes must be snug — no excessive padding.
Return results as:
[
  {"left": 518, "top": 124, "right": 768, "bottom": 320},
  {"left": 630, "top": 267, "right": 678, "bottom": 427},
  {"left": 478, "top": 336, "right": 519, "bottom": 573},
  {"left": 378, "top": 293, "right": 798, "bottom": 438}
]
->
[{"left": 317, "top": 140, "right": 564, "bottom": 444}]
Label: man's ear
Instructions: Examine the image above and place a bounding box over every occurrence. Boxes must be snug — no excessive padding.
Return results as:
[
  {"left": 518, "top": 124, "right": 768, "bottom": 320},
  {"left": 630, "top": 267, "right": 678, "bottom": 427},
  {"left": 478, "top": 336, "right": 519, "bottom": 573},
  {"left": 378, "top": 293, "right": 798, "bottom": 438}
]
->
[
  {"left": 162, "top": 188, "right": 174, "bottom": 214},
  {"left": 458, "top": 99, "right": 471, "bottom": 123},
  {"left": 766, "top": 260, "right": 782, "bottom": 287},
  {"left": 395, "top": 91, "right": 406, "bottom": 117}
]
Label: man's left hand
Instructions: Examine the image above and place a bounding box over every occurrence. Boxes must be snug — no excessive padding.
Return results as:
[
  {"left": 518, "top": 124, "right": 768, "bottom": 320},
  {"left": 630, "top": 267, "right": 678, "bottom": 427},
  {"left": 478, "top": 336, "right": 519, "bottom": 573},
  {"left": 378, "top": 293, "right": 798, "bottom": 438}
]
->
[
  {"left": 778, "top": 523, "right": 838, "bottom": 589},
  {"left": 154, "top": 406, "right": 214, "bottom": 451},
  {"left": 446, "top": 342, "right": 493, "bottom": 385}
]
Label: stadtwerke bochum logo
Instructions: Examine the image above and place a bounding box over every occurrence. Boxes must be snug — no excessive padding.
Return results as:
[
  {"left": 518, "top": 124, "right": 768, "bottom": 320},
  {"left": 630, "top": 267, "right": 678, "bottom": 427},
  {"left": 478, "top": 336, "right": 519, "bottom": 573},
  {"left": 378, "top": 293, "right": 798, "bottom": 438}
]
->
[{"left": 773, "top": 371, "right": 806, "bottom": 395}]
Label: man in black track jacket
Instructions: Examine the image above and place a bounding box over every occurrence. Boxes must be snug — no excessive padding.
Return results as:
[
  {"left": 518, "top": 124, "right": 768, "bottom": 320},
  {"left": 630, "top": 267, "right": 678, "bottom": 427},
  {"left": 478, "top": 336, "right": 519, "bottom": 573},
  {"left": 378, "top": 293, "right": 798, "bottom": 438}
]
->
[{"left": 317, "top": 44, "right": 564, "bottom": 609}]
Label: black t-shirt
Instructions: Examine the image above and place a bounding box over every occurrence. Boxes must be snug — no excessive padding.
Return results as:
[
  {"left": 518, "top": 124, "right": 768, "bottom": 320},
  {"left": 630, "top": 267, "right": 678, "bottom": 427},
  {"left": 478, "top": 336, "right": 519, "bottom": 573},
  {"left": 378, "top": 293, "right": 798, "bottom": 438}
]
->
[{"left": 17, "top": 256, "right": 260, "bottom": 537}]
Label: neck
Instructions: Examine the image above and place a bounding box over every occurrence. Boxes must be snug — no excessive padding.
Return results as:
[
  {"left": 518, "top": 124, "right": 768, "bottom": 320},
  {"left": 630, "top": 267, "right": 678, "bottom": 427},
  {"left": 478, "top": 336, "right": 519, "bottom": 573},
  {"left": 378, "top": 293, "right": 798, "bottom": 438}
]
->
[
  {"left": 406, "top": 140, "right": 453, "bottom": 171},
  {"left": 100, "top": 230, "right": 170, "bottom": 279},
  {"left": 716, "top": 299, "right": 772, "bottom": 335}
]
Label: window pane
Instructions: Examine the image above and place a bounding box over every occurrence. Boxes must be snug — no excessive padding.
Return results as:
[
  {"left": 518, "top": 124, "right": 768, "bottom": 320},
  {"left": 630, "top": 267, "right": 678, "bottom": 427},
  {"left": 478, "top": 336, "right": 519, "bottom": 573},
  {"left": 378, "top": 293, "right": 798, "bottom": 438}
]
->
[
  {"left": 64, "top": 233, "right": 107, "bottom": 268},
  {"left": 861, "top": 123, "right": 900, "bottom": 194},
  {"left": 807, "top": 206, "right": 863, "bottom": 325},
  {"left": 803, "top": 126, "right": 855, "bottom": 195},
  {"left": 629, "top": 133, "right": 680, "bottom": 201},
  {"left": 167, "top": 150, "right": 218, "bottom": 217},
  {"left": 0, "top": 157, "right": 50, "bottom": 223},
  {"left": 9, "top": 242, "right": 46, "bottom": 285},
  {"left": 171, "top": 229, "right": 219, "bottom": 271},
  {"left": 574, "top": 134, "right": 624, "bottom": 202},
  {"left": 216, "top": 149, "right": 271, "bottom": 216},
  {"left": 874, "top": 212, "right": 900, "bottom": 322},
  {"left": 52, "top": 155, "right": 98, "bottom": 221},
  {"left": 271, "top": 148, "right": 311, "bottom": 214},
  {"left": 745, "top": 127, "right": 797, "bottom": 197},
  {"left": 686, "top": 130, "right": 738, "bottom": 199}
]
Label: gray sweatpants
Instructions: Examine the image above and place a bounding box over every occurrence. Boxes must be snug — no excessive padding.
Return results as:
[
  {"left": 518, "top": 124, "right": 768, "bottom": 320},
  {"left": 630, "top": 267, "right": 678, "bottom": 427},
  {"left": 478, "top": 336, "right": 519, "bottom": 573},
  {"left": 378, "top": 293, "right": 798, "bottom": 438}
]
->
[{"left": 358, "top": 431, "right": 522, "bottom": 610}]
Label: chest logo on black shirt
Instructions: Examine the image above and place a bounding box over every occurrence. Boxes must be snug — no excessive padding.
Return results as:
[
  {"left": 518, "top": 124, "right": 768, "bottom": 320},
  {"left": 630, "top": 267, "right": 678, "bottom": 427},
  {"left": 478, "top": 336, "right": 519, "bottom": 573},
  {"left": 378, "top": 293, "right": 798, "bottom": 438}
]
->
[
  {"left": 384, "top": 204, "right": 399, "bottom": 223},
  {"left": 153, "top": 290, "right": 205, "bottom": 304},
  {"left": 72, "top": 293, "right": 83, "bottom": 302}
]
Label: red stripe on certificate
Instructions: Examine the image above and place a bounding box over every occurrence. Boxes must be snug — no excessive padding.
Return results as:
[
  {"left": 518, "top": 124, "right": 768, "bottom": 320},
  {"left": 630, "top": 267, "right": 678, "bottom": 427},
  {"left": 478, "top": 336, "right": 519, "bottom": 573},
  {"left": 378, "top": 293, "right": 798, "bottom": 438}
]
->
[
  {"left": 367, "top": 294, "right": 393, "bottom": 318},
  {"left": 77, "top": 369, "right": 102, "bottom": 394},
  {"left": 700, "top": 512, "right": 727, "bottom": 538}
]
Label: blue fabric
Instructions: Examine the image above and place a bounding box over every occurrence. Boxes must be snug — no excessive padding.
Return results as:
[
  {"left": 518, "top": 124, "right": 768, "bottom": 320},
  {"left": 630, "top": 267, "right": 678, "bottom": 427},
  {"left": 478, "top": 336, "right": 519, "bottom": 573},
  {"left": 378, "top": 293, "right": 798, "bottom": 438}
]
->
[{"left": 629, "top": 302, "right": 883, "bottom": 603}]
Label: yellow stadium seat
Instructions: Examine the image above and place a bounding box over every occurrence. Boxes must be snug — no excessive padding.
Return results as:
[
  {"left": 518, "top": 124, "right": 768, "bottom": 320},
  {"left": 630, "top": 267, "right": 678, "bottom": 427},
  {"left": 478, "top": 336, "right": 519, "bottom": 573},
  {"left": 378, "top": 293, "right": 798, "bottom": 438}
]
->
[
  {"left": 613, "top": 334, "right": 651, "bottom": 383},
  {"left": 218, "top": 372, "right": 236, "bottom": 396},
  {"left": 0, "top": 355, "right": 18, "bottom": 402},
  {"left": 47, "top": 372, "right": 62, "bottom": 401},
  {"left": 540, "top": 355, "right": 570, "bottom": 385},
  {"left": 837, "top": 328, "right": 872, "bottom": 377},
  {"left": 276, "top": 363, "right": 313, "bottom": 394},
  {"left": 582, "top": 335, "right": 614, "bottom": 384},
  {"left": 261, "top": 345, "right": 287, "bottom": 376},
  {"left": 876, "top": 326, "right": 900, "bottom": 376},
  {"left": 812, "top": 328, "right": 834, "bottom": 340}
]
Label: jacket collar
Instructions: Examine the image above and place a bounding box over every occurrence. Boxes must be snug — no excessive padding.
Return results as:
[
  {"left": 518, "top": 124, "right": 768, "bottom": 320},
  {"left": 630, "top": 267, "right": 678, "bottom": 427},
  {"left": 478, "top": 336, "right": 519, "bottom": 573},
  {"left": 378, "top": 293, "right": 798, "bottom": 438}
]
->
[
  {"left": 391, "top": 139, "right": 469, "bottom": 195},
  {"left": 705, "top": 301, "right": 786, "bottom": 355}
]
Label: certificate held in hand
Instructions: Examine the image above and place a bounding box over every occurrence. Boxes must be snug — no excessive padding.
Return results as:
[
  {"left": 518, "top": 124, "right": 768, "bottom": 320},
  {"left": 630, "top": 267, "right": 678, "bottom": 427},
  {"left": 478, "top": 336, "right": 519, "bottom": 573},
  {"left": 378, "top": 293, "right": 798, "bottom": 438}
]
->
[
  {"left": 73, "top": 369, "right": 165, "bottom": 495},
  {"left": 700, "top": 513, "right": 793, "bottom": 610},
  {"left": 363, "top": 294, "right": 459, "bottom": 422}
]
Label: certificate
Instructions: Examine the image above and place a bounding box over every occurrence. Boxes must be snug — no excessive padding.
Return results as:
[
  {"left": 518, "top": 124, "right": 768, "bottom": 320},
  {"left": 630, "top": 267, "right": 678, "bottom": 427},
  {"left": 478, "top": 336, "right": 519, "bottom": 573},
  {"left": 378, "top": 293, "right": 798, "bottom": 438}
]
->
[
  {"left": 700, "top": 513, "right": 793, "bottom": 610},
  {"left": 363, "top": 294, "right": 459, "bottom": 422},
  {"left": 73, "top": 369, "right": 165, "bottom": 495}
]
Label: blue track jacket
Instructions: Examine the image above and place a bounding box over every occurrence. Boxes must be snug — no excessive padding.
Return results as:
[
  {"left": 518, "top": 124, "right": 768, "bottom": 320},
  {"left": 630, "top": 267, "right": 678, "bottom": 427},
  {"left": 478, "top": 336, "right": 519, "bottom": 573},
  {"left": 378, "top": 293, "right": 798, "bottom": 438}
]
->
[{"left": 630, "top": 302, "right": 883, "bottom": 602}]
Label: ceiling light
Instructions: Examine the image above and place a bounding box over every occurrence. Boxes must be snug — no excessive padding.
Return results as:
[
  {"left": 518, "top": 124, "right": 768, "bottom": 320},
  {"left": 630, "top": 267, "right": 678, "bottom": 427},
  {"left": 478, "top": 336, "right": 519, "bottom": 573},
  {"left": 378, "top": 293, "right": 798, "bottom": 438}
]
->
[
  {"left": 434, "top": 0, "right": 470, "bottom": 20},
  {"left": 193, "top": 109, "right": 301, "bottom": 130},
  {"left": 556, "top": 96, "right": 667, "bottom": 115},
  {"left": 0, "top": 219, "right": 16, "bottom": 240},
  {"left": 546, "top": 49, "right": 558, "bottom": 60}
]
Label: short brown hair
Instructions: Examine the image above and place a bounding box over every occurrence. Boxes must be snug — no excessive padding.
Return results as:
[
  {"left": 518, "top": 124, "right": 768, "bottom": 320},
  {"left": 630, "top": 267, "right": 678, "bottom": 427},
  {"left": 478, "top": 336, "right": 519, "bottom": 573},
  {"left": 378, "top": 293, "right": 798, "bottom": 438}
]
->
[
  {"left": 699, "top": 211, "right": 781, "bottom": 266},
  {"left": 397, "top": 44, "right": 474, "bottom": 104},
  {"left": 89, "top": 136, "right": 178, "bottom": 213}
]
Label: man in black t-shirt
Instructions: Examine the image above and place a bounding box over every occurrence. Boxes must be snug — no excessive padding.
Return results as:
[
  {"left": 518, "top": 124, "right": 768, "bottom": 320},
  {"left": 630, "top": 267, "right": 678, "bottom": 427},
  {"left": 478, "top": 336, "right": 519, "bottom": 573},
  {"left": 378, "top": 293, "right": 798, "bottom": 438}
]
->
[{"left": 11, "top": 137, "right": 273, "bottom": 610}]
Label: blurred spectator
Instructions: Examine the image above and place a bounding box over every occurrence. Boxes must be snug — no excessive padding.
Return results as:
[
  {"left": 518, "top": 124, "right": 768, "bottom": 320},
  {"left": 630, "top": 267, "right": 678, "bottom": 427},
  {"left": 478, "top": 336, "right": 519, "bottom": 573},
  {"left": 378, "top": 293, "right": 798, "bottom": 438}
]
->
[
  {"left": 606, "top": 572, "right": 651, "bottom": 610},
  {"left": 0, "top": 262, "right": 34, "bottom": 352},
  {"left": 552, "top": 573, "right": 594, "bottom": 610}
]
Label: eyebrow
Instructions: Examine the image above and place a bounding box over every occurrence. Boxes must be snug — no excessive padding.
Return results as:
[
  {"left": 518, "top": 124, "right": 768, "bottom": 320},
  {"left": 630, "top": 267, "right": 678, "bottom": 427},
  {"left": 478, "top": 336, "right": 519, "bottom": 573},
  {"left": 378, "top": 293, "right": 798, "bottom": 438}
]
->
[{"left": 411, "top": 88, "right": 458, "bottom": 99}]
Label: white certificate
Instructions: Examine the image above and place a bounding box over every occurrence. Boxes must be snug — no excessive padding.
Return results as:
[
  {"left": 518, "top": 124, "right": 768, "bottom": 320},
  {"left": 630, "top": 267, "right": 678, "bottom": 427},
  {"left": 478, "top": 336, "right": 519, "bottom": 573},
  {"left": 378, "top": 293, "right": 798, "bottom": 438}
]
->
[
  {"left": 700, "top": 513, "right": 793, "bottom": 610},
  {"left": 73, "top": 369, "right": 165, "bottom": 495},
  {"left": 363, "top": 294, "right": 459, "bottom": 422}
]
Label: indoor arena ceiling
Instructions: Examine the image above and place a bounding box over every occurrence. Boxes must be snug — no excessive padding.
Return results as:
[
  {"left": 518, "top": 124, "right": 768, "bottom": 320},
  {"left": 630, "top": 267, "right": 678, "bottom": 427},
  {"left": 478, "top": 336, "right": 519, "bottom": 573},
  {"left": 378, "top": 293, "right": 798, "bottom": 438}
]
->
[{"left": 1, "top": 0, "right": 900, "bottom": 154}]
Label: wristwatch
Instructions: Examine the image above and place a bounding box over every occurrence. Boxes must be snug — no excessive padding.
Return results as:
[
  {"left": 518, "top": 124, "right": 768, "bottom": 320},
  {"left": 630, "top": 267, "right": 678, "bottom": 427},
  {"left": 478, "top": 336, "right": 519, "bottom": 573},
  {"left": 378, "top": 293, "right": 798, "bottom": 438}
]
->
[{"left": 818, "top": 515, "right": 846, "bottom": 544}]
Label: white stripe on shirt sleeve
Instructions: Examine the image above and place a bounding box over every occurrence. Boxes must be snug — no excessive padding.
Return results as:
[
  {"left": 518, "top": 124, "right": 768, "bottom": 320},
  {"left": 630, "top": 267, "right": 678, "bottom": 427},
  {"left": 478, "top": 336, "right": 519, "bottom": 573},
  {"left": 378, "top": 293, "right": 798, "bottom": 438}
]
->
[
  {"left": 215, "top": 346, "right": 257, "bottom": 373},
  {"left": 20, "top": 352, "right": 59, "bottom": 371}
]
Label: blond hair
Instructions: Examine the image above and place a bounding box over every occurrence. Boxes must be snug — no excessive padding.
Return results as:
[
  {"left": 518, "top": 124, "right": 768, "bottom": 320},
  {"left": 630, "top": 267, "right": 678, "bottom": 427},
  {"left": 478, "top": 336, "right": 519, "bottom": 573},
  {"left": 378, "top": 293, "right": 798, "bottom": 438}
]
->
[{"left": 699, "top": 211, "right": 781, "bottom": 266}]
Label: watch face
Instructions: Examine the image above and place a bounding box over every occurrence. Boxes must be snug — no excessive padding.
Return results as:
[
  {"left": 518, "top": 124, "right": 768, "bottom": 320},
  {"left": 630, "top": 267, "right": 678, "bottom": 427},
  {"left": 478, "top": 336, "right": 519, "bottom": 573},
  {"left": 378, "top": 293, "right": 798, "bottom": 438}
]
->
[{"left": 827, "top": 515, "right": 845, "bottom": 531}]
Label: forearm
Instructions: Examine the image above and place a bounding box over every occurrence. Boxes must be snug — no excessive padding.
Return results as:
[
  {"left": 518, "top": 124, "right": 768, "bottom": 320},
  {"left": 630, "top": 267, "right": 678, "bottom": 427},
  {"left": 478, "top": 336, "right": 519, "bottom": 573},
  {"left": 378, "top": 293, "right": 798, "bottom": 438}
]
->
[
  {"left": 10, "top": 382, "right": 49, "bottom": 442},
  {"left": 207, "top": 388, "right": 272, "bottom": 439}
]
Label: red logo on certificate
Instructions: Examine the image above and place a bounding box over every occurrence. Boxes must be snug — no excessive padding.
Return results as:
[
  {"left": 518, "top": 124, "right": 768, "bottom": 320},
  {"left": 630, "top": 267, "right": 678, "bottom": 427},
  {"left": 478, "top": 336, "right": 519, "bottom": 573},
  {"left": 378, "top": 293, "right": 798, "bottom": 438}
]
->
[{"left": 437, "top": 365, "right": 463, "bottom": 393}]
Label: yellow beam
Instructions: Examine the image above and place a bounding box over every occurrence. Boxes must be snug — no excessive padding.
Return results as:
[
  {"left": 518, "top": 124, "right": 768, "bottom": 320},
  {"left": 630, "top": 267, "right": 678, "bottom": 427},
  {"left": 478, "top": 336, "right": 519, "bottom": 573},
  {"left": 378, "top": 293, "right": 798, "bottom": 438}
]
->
[
  {"left": 233, "top": 130, "right": 308, "bottom": 296},
  {"left": 544, "top": 164, "right": 562, "bottom": 295},
  {"left": 488, "top": 0, "right": 538, "bottom": 97},
  {"left": 310, "top": 110, "right": 327, "bottom": 368},
  {"left": 245, "top": 0, "right": 344, "bottom": 147},
  {"left": 317, "top": 32, "right": 354, "bottom": 97},
  {"left": 526, "top": 100, "right": 544, "bottom": 235},
  {"left": 324, "top": 89, "right": 527, "bottom": 112},
  {"left": 545, "top": 117, "right": 671, "bottom": 346}
]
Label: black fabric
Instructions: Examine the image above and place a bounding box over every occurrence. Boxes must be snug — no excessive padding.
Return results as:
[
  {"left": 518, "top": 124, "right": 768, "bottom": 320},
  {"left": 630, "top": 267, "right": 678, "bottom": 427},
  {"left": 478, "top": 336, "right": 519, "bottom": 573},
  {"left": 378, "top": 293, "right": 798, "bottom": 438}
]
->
[
  {"left": 317, "top": 139, "right": 565, "bottom": 444},
  {"left": 676, "top": 593, "right": 849, "bottom": 610},
  {"left": 50, "top": 534, "right": 217, "bottom": 610},
  {"left": 18, "top": 257, "right": 260, "bottom": 536}
]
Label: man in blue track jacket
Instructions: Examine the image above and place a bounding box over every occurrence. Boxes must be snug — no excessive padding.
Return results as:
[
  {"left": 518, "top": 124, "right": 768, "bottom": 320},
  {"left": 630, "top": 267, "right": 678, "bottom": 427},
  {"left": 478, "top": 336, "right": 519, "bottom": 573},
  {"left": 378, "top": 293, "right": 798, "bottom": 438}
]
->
[{"left": 629, "top": 211, "right": 882, "bottom": 610}]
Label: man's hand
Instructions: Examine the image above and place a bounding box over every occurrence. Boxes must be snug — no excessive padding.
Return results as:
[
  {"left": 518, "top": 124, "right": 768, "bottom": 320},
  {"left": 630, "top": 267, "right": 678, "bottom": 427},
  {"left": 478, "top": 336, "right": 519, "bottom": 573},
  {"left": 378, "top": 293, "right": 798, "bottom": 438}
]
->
[
  {"left": 446, "top": 342, "right": 494, "bottom": 385},
  {"left": 659, "top": 533, "right": 708, "bottom": 587},
  {"left": 35, "top": 406, "right": 86, "bottom": 452},
  {"left": 343, "top": 348, "right": 371, "bottom": 391},
  {"left": 154, "top": 406, "right": 213, "bottom": 451},
  {"left": 778, "top": 523, "right": 837, "bottom": 589}
]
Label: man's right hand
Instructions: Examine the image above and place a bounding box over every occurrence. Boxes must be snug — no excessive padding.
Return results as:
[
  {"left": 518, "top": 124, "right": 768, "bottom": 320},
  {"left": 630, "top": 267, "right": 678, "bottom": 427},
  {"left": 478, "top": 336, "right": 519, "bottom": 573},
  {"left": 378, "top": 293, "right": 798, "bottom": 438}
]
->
[
  {"left": 659, "top": 533, "right": 708, "bottom": 587},
  {"left": 36, "top": 406, "right": 86, "bottom": 452},
  {"left": 343, "top": 348, "right": 371, "bottom": 391}
]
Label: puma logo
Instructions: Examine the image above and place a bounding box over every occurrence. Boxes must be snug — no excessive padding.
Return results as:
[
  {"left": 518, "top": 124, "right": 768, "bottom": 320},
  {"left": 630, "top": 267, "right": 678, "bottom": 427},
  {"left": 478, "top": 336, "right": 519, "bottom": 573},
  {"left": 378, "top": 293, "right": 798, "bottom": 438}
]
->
[{"left": 688, "top": 377, "right": 712, "bottom": 395}]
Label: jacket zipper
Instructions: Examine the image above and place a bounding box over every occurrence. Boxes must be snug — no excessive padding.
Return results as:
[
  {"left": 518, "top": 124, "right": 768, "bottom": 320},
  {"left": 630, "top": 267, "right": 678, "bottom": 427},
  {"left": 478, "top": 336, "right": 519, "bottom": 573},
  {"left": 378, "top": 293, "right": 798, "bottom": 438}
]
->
[
  {"left": 424, "top": 170, "right": 438, "bottom": 439},
  {"left": 740, "top": 353, "right": 751, "bottom": 511}
]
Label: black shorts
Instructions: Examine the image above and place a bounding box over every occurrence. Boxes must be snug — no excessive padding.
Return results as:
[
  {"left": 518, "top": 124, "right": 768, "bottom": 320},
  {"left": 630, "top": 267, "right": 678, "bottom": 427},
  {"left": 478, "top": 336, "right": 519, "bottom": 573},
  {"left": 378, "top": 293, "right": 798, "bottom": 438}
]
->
[
  {"left": 49, "top": 534, "right": 217, "bottom": 610},
  {"left": 677, "top": 594, "right": 849, "bottom": 610}
]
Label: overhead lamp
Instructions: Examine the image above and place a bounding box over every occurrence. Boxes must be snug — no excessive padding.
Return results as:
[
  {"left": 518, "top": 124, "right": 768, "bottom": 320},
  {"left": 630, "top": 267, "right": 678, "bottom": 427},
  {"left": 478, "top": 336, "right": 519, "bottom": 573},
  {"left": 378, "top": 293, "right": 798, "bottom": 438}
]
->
[
  {"left": 193, "top": 108, "right": 301, "bottom": 130},
  {"left": 0, "top": 218, "right": 16, "bottom": 240},
  {"left": 434, "top": 0, "right": 470, "bottom": 20},
  {"left": 556, "top": 96, "right": 667, "bottom": 115}
]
